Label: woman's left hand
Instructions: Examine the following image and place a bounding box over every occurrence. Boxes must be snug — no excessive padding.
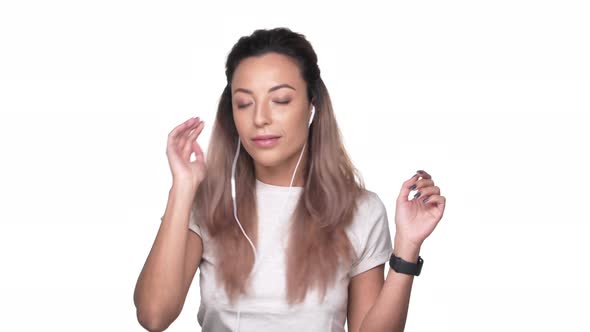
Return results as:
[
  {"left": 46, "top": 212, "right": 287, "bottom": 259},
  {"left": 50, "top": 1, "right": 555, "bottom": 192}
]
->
[{"left": 394, "top": 170, "right": 446, "bottom": 249}]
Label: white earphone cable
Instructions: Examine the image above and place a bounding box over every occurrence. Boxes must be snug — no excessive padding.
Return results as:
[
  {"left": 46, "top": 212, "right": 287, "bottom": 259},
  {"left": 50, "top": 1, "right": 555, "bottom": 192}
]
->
[{"left": 231, "top": 106, "right": 313, "bottom": 332}]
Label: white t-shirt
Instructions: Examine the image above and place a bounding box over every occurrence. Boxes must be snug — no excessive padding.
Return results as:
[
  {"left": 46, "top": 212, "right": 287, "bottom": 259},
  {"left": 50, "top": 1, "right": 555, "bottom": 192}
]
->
[{"left": 188, "top": 179, "right": 393, "bottom": 332}]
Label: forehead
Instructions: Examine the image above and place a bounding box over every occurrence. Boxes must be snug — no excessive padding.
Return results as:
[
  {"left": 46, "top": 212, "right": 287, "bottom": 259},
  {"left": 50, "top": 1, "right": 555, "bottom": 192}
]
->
[{"left": 231, "top": 53, "right": 304, "bottom": 90}]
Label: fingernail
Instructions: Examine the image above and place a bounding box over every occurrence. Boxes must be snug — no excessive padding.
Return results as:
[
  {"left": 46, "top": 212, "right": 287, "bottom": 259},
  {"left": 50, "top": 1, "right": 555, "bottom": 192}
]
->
[
  {"left": 413, "top": 192, "right": 421, "bottom": 199},
  {"left": 423, "top": 197, "right": 429, "bottom": 203},
  {"left": 417, "top": 170, "right": 424, "bottom": 174},
  {"left": 409, "top": 184, "right": 417, "bottom": 190}
]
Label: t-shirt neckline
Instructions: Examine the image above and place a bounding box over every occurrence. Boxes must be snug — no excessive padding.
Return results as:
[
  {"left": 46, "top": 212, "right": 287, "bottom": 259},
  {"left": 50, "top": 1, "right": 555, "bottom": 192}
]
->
[{"left": 255, "top": 178, "right": 304, "bottom": 193}]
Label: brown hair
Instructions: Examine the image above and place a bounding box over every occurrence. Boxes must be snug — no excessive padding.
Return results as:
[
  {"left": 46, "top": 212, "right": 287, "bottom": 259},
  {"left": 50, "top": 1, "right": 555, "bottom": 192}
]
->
[{"left": 194, "top": 27, "right": 366, "bottom": 306}]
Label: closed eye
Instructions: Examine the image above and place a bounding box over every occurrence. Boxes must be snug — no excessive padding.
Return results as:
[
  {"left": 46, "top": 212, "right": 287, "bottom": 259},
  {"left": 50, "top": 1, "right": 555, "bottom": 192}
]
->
[{"left": 236, "top": 100, "right": 290, "bottom": 109}]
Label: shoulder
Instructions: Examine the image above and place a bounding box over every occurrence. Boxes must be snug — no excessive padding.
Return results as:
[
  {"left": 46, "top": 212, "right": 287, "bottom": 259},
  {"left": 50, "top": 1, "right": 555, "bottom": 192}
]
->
[
  {"left": 354, "top": 189, "right": 388, "bottom": 220},
  {"left": 346, "top": 189, "right": 389, "bottom": 239},
  {"left": 347, "top": 189, "right": 394, "bottom": 276}
]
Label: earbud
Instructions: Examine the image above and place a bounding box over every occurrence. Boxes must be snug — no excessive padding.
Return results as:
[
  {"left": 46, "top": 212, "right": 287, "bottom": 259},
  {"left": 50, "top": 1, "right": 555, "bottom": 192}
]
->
[{"left": 308, "top": 106, "right": 315, "bottom": 127}]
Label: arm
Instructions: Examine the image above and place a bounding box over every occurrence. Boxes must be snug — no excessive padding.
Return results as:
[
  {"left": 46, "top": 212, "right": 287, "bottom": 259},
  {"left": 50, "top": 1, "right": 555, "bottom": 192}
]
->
[
  {"left": 351, "top": 169, "right": 446, "bottom": 332},
  {"left": 355, "top": 236, "right": 420, "bottom": 332},
  {"left": 133, "top": 182, "right": 203, "bottom": 332},
  {"left": 347, "top": 264, "right": 385, "bottom": 332}
]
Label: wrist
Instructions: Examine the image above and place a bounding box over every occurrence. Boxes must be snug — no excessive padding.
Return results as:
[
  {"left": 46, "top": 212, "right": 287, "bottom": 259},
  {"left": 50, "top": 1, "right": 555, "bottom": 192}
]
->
[
  {"left": 171, "top": 181, "right": 198, "bottom": 195},
  {"left": 393, "top": 235, "right": 421, "bottom": 262}
]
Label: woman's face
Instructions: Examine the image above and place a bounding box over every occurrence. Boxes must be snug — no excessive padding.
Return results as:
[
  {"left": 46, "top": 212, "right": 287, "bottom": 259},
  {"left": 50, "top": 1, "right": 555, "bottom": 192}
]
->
[{"left": 231, "top": 52, "right": 313, "bottom": 169}]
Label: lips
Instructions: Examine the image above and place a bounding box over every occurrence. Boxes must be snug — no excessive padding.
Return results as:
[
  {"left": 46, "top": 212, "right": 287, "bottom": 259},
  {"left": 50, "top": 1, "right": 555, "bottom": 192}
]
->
[
  {"left": 251, "top": 134, "right": 281, "bottom": 148},
  {"left": 252, "top": 134, "right": 281, "bottom": 140}
]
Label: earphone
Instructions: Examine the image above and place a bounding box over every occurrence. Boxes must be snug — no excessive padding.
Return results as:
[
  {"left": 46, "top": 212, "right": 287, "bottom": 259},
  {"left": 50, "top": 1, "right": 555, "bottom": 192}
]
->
[
  {"left": 230, "top": 105, "right": 314, "bottom": 331},
  {"left": 231, "top": 104, "right": 314, "bottom": 202},
  {"left": 230, "top": 105, "right": 315, "bottom": 266}
]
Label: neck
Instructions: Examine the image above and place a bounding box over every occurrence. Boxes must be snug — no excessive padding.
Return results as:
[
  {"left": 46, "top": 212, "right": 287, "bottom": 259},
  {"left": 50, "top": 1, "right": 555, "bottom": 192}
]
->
[{"left": 254, "top": 144, "right": 308, "bottom": 188}]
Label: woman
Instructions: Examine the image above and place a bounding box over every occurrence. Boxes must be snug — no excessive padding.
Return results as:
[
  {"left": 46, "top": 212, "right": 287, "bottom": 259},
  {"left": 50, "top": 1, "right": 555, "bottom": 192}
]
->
[{"left": 134, "top": 27, "right": 446, "bottom": 332}]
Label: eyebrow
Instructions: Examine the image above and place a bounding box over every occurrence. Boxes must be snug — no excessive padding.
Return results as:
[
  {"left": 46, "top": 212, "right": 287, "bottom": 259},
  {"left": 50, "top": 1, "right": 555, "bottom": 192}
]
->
[{"left": 233, "top": 83, "right": 296, "bottom": 95}]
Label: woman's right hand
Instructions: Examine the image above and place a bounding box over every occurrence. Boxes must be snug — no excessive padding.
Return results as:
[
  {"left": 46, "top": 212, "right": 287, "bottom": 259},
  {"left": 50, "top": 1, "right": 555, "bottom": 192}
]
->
[{"left": 166, "top": 116, "right": 207, "bottom": 190}]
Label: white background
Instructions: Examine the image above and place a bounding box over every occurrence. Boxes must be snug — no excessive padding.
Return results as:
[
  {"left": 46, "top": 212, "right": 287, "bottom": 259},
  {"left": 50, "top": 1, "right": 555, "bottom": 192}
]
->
[{"left": 1, "top": 0, "right": 589, "bottom": 331}]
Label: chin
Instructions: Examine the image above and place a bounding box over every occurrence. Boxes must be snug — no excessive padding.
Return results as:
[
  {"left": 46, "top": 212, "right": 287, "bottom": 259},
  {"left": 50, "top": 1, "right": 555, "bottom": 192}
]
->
[{"left": 250, "top": 151, "right": 284, "bottom": 168}]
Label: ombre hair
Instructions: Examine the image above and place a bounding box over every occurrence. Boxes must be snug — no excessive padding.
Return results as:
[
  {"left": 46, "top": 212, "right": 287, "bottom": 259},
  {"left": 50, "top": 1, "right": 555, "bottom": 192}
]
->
[{"left": 193, "top": 27, "right": 366, "bottom": 306}]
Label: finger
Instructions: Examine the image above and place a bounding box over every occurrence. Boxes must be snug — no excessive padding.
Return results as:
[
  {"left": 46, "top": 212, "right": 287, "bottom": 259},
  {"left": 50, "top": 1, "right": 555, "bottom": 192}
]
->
[
  {"left": 414, "top": 179, "right": 434, "bottom": 191},
  {"left": 180, "top": 119, "right": 202, "bottom": 141},
  {"left": 422, "top": 195, "right": 446, "bottom": 210},
  {"left": 178, "top": 120, "right": 203, "bottom": 152},
  {"left": 405, "top": 179, "right": 434, "bottom": 202},
  {"left": 182, "top": 120, "right": 204, "bottom": 158},
  {"left": 192, "top": 140, "right": 205, "bottom": 163},
  {"left": 169, "top": 119, "right": 199, "bottom": 155},
  {"left": 413, "top": 185, "right": 440, "bottom": 202},
  {"left": 397, "top": 172, "right": 420, "bottom": 203},
  {"left": 183, "top": 121, "right": 205, "bottom": 159},
  {"left": 416, "top": 170, "right": 431, "bottom": 180},
  {"left": 169, "top": 117, "right": 200, "bottom": 140}
]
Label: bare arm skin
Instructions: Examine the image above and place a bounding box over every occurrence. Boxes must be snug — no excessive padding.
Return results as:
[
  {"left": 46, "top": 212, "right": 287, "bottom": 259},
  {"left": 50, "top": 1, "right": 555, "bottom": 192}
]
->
[
  {"left": 348, "top": 169, "right": 446, "bottom": 332},
  {"left": 133, "top": 116, "right": 207, "bottom": 331},
  {"left": 348, "top": 239, "right": 420, "bottom": 332},
  {"left": 133, "top": 183, "right": 203, "bottom": 332}
]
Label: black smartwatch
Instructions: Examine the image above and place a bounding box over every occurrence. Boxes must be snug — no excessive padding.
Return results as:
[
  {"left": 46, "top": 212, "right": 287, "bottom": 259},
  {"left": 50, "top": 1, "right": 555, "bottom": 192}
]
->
[{"left": 389, "top": 253, "right": 423, "bottom": 276}]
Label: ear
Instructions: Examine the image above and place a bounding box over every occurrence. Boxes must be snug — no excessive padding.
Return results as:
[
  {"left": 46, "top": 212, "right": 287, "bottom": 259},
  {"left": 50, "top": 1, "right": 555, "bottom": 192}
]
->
[{"left": 310, "top": 97, "right": 317, "bottom": 112}]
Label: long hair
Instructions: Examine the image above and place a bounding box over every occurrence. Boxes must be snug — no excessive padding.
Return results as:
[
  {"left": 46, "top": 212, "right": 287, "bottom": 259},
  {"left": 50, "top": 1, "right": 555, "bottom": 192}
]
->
[{"left": 193, "top": 27, "right": 366, "bottom": 306}]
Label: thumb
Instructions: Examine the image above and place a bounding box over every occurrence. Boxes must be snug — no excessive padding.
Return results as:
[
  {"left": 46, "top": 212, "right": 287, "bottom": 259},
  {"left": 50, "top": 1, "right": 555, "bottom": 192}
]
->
[
  {"left": 396, "top": 173, "right": 419, "bottom": 203},
  {"left": 192, "top": 140, "right": 204, "bottom": 163}
]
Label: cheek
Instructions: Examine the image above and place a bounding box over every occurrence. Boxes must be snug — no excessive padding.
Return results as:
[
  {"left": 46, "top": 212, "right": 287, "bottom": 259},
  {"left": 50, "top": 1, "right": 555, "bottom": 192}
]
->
[
  {"left": 279, "top": 131, "right": 306, "bottom": 158},
  {"left": 233, "top": 113, "right": 248, "bottom": 136}
]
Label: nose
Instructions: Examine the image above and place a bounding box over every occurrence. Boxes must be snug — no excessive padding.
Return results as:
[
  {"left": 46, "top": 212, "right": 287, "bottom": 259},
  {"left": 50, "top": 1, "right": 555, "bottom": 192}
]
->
[{"left": 253, "top": 102, "right": 272, "bottom": 127}]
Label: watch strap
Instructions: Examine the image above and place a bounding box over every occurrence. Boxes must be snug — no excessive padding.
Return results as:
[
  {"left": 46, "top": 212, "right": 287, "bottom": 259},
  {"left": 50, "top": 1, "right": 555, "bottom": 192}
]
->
[{"left": 389, "top": 253, "right": 423, "bottom": 276}]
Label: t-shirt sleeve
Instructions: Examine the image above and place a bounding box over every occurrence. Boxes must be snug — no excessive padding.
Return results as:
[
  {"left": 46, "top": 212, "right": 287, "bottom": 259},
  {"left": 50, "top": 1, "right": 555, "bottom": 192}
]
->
[
  {"left": 349, "top": 192, "right": 394, "bottom": 277},
  {"left": 160, "top": 207, "right": 203, "bottom": 237}
]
